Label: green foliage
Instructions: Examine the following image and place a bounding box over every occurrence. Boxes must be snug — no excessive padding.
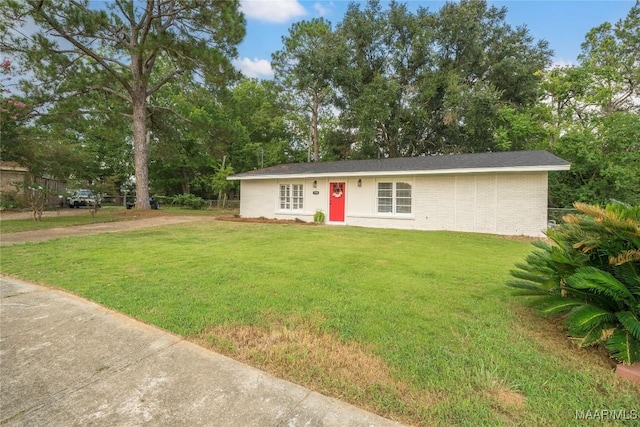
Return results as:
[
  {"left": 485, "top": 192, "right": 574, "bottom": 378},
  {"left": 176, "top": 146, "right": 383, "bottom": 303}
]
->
[
  {"left": 226, "top": 79, "right": 292, "bottom": 171},
  {"left": 0, "top": 190, "right": 22, "bottom": 210},
  {"left": 549, "top": 112, "right": 640, "bottom": 207},
  {"left": 0, "top": 59, "right": 29, "bottom": 160},
  {"left": 507, "top": 201, "right": 640, "bottom": 364},
  {"left": 272, "top": 18, "right": 339, "bottom": 161},
  {"left": 2, "top": 223, "right": 638, "bottom": 424},
  {"left": 170, "top": 193, "right": 207, "bottom": 210},
  {"left": 210, "top": 164, "right": 235, "bottom": 195},
  {"left": 543, "top": 3, "right": 640, "bottom": 207},
  {"left": 0, "top": 0, "right": 245, "bottom": 209},
  {"left": 2, "top": 0, "right": 637, "bottom": 212},
  {"left": 332, "top": 0, "right": 551, "bottom": 157},
  {"left": 313, "top": 210, "right": 325, "bottom": 224},
  {"left": 578, "top": 1, "right": 640, "bottom": 114}
]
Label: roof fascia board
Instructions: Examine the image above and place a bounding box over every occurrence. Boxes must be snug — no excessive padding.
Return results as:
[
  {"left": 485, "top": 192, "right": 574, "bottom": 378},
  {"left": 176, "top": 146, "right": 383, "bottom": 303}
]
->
[{"left": 228, "top": 164, "right": 571, "bottom": 180}]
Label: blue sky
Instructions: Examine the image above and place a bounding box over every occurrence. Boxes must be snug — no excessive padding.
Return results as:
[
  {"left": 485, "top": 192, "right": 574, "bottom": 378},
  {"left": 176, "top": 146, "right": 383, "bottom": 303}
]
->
[{"left": 234, "top": 0, "right": 636, "bottom": 78}]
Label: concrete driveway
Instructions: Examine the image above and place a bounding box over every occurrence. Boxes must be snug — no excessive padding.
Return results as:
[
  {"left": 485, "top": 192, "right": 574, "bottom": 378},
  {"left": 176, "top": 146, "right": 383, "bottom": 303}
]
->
[{"left": 0, "top": 277, "right": 403, "bottom": 426}]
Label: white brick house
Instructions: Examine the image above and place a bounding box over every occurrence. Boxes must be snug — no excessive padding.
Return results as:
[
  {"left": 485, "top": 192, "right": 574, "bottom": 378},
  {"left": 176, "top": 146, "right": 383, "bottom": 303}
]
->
[{"left": 228, "top": 150, "right": 570, "bottom": 237}]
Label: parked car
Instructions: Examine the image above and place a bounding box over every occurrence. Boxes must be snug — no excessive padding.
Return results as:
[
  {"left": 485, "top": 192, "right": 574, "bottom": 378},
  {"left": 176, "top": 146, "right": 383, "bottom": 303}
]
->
[
  {"left": 126, "top": 196, "right": 159, "bottom": 210},
  {"left": 67, "top": 189, "right": 100, "bottom": 208}
]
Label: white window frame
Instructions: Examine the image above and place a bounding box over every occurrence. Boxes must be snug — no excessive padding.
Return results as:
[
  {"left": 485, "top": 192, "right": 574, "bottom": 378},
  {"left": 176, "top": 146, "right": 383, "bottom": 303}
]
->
[
  {"left": 279, "top": 183, "right": 304, "bottom": 211},
  {"left": 376, "top": 181, "right": 412, "bottom": 215}
]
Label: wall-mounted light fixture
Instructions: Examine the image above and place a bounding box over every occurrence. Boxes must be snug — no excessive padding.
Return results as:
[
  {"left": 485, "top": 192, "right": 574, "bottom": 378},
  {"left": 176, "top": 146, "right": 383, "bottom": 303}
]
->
[
  {"left": 357, "top": 179, "right": 362, "bottom": 187},
  {"left": 313, "top": 180, "right": 317, "bottom": 188}
]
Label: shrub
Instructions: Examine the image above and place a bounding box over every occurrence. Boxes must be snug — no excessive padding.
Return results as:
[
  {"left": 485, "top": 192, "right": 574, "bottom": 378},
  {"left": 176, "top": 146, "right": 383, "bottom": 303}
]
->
[
  {"left": 507, "top": 201, "right": 640, "bottom": 364},
  {"left": 0, "top": 191, "right": 21, "bottom": 210},
  {"left": 170, "top": 193, "right": 208, "bottom": 210},
  {"left": 313, "top": 210, "right": 325, "bottom": 224}
]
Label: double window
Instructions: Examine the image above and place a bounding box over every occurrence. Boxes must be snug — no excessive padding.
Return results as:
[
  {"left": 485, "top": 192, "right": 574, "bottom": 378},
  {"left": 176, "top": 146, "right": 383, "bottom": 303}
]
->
[
  {"left": 377, "top": 182, "right": 412, "bottom": 214},
  {"left": 279, "top": 184, "right": 303, "bottom": 211}
]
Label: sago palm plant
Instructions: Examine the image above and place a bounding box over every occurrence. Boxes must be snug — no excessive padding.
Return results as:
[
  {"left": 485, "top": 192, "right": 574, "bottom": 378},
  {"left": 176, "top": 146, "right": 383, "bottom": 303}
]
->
[{"left": 507, "top": 201, "right": 640, "bottom": 364}]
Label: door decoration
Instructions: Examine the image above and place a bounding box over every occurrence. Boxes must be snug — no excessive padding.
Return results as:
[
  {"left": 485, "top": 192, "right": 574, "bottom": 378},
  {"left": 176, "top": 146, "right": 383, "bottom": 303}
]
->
[{"left": 332, "top": 183, "right": 343, "bottom": 198}]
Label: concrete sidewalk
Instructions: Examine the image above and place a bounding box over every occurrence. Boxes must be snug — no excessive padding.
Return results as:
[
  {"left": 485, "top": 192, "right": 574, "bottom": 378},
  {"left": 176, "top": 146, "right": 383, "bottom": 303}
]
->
[{"left": 0, "top": 277, "right": 403, "bottom": 426}]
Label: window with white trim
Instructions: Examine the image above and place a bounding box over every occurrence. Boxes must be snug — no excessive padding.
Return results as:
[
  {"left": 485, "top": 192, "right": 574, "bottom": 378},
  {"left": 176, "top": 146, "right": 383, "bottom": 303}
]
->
[
  {"left": 279, "top": 184, "right": 303, "bottom": 211},
  {"left": 377, "top": 182, "right": 412, "bottom": 214}
]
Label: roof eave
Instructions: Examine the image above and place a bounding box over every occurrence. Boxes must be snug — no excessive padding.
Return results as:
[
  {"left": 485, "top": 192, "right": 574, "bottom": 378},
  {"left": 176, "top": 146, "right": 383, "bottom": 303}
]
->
[{"left": 228, "top": 164, "right": 571, "bottom": 180}]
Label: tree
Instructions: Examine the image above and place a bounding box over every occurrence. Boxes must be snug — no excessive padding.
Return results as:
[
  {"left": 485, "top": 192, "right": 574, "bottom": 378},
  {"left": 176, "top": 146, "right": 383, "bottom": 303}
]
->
[
  {"left": 542, "top": 2, "right": 640, "bottom": 207},
  {"left": 578, "top": 1, "right": 640, "bottom": 115},
  {"left": 36, "top": 86, "right": 134, "bottom": 193},
  {"left": 549, "top": 113, "right": 640, "bottom": 207},
  {"left": 335, "top": 0, "right": 435, "bottom": 157},
  {"left": 226, "top": 79, "right": 291, "bottom": 172},
  {"left": 333, "top": 0, "right": 551, "bottom": 157},
  {"left": 148, "top": 80, "right": 230, "bottom": 197},
  {"left": 0, "top": 59, "right": 31, "bottom": 163},
  {"left": 0, "top": 0, "right": 245, "bottom": 209},
  {"left": 272, "top": 18, "right": 339, "bottom": 162},
  {"left": 1, "top": 59, "right": 88, "bottom": 219}
]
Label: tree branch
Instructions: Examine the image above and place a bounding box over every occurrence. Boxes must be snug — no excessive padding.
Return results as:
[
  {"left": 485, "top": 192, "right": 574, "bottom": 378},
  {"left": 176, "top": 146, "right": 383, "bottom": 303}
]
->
[
  {"left": 149, "top": 104, "right": 192, "bottom": 124},
  {"left": 114, "top": 0, "right": 135, "bottom": 26},
  {"left": 29, "top": 1, "right": 133, "bottom": 94},
  {"left": 147, "top": 70, "right": 179, "bottom": 97},
  {"left": 139, "top": 0, "right": 155, "bottom": 43},
  {"left": 86, "top": 85, "right": 133, "bottom": 103}
]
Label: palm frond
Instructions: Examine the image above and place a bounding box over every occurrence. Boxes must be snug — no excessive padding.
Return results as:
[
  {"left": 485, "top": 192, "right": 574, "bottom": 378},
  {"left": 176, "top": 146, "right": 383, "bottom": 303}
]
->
[
  {"left": 574, "top": 202, "right": 605, "bottom": 218},
  {"left": 609, "top": 249, "right": 640, "bottom": 266},
  {"left": 536, "top": 295, "right": 583, "bottom": 315},
  {"left": 616, "top": 311, "right": 640, "bottom": 341},
  {"left": 605, "top": 329, "right": 640, "bottom": 365},
  {"left": 509, "top": 269, "right": 555, "bottom": 287},
  {"left": 616, "top": 265, "right": 640, "bottom": 297},
  {"left": 567, "top": 267, "right": 635, "bottom": 303},
  {"left": 508, "top": 201, "right": 640, "bottom": 364},
  {"left": 505, "top": 280, "right": 555, "bottom": 296},
  {"left": 571, "top": 324, "right": 613, "bottom": 347},
  {"left": 565, "top": 304, "right": 616, "bottom": 335},
  {"left": 531, "top": 240, "right": 552, "bottom": 251}
]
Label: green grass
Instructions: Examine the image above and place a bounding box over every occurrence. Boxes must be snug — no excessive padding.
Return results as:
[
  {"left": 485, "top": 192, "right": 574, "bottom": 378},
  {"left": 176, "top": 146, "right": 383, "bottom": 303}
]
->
[
  {"left": 1, "top": 221, "right": 637, "bottom": 426},
  {"left": 0, "top": 206, "right": 234, "bottom": 233},
  {"left": 0, "top": 206, "right": 133, "bottom": 233}
]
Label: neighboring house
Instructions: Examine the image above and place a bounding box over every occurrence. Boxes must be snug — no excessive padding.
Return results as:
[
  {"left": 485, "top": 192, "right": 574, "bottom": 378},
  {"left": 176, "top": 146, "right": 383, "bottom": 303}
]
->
[
  {"left": 0, "top": 161, "right": 67, "bottom": 207},
  {"left": 228, "top": 150, "right": 571, "bottom": 237}
]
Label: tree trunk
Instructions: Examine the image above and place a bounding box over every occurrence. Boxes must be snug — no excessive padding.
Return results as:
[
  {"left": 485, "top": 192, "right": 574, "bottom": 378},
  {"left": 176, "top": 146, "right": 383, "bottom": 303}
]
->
[
  {"left": 311, "top": 89, "right": 319, "bottom": 162},
  {"left": 132, "top": 93, "right": 151, "bottom": 209},
  {"left": 181, "top": 170, "right": 190, "bottom": 194}
]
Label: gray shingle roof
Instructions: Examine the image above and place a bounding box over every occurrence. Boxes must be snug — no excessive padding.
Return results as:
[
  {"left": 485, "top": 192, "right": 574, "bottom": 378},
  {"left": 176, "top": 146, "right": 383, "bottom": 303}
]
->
[{"left": 229, "top": 150, "right": 570, "bottom": 180}]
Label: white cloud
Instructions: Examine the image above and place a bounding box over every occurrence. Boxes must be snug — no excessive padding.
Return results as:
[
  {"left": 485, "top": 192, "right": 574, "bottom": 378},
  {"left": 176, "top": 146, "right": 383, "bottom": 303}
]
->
[
  {"left": 240, "top": 0, "right": 306, "bottom": 23},
  {"left": 233, "top": 57, "right": 274, "bottom": 79},
  {"left": 551, "top": 59, "right": 577, "bottom": 69},
  {"left": 313, "top": 2, "right": 333, "bottom": 16}
]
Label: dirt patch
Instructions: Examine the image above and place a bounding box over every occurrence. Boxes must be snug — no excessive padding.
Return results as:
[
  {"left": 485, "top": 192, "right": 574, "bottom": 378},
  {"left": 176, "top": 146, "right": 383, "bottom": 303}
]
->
[
  {"left": 485, "top": 378, "right": 526, "bottom": 409},
  {"left": 509, "top": 303, "right": 616, "bottom": 369},
  {"left": 192, "top": 312, "right": 442, "bottom": 425},
  {"left": 0, "top": 215, "right": 214, "bottom": 246},
  {"left": 214, "top": 215, "right": 318, "bottom": 226},
  {"left": 0, "top": 208, "right": 92, "bottom": 220},
  {"left": 486, "top": 380, "right": 527, "bottom": 425}
]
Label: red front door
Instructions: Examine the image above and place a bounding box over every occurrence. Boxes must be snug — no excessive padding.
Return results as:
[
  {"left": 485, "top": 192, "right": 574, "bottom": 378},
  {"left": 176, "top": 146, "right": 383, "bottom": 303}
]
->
[{"left": 329, "top": 182, "right": 345, "bottom": 222}]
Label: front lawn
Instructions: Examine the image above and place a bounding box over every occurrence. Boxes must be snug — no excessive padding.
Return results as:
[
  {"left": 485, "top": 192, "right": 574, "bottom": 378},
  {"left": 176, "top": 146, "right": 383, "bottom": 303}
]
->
[
  {"left": 0, "top": 206, "right": 234, "bottom": 233},
  {"left": 0, "top": 221, "right": 637, "bottom": 425}
]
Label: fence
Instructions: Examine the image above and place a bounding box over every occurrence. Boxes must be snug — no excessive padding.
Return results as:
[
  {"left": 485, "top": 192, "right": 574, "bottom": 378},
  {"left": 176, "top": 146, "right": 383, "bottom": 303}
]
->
[
  {"left": 206, "top": 199, "right": 240, "bottom": 209},
  {"left": 548, "top": 208, "right": 578, "bottom": 226}
]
